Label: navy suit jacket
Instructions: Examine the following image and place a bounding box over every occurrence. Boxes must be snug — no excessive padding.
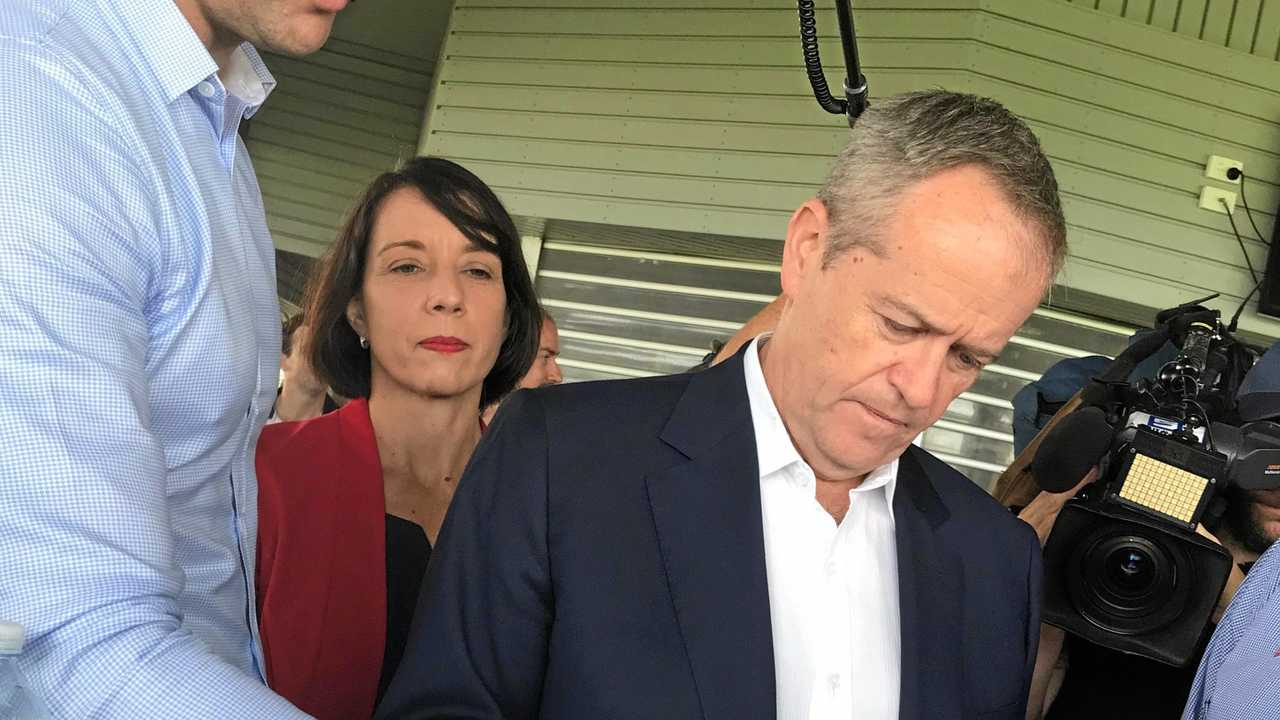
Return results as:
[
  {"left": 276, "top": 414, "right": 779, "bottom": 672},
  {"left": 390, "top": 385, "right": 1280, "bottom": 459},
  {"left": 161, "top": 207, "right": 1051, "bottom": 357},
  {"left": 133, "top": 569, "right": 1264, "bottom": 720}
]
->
[{"left": 376, "top": 351, "right": 1042, "bottom": 720}]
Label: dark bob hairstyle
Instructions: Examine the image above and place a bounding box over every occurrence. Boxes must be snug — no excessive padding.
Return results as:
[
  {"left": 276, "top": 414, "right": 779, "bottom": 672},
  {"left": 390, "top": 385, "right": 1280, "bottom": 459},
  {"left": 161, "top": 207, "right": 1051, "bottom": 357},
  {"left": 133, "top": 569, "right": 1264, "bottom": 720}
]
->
[{"left": 304, "top": 156, "right": 541, "bottom": 407}]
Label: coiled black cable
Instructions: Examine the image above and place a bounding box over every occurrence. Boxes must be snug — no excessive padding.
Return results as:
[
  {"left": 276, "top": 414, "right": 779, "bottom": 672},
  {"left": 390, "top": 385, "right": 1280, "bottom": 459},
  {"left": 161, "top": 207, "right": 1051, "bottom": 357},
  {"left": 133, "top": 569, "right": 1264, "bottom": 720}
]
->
[{"left": 798, "top": 0, "right": 847, "bottom": 116}]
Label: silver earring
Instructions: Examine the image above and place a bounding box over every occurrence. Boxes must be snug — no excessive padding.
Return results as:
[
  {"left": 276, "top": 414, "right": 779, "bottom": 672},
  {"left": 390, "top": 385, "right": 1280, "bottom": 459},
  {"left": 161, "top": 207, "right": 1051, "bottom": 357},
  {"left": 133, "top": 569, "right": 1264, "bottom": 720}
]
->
[{"left": 359, "top": 336, "right": 369, "bottom": 349}]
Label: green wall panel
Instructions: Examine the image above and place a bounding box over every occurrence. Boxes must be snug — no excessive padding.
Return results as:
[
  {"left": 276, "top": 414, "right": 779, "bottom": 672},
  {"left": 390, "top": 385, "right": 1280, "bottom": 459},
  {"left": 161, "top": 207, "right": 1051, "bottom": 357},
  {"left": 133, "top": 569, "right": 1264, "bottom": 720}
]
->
[
  {"left": 1065, "top": 0, "right": 1280, "bottom": 59},
  {"left": 245, "top": 1, "right": 449, "bottom": 260},
  {"left": 422, "top": 0, "right": 1280, "bottom": 338}
]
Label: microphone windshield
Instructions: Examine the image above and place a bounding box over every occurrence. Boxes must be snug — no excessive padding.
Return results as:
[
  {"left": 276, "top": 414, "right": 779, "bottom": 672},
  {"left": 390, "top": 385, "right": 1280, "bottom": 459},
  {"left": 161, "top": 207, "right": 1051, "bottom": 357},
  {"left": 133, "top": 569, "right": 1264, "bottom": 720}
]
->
[{"left": 1031, "top": 407, "right": 1114, "bottom": 494}]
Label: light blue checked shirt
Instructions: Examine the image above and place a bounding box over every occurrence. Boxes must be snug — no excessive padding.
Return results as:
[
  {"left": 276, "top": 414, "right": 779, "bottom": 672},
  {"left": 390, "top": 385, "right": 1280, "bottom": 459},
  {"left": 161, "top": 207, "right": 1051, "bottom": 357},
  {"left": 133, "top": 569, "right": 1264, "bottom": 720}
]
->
[
  {"left": 1183, "top": 541, "right": 1280, "bottom": 720},
  {"left": 0, "top": 0, "right": 309, "bottom": 717}
]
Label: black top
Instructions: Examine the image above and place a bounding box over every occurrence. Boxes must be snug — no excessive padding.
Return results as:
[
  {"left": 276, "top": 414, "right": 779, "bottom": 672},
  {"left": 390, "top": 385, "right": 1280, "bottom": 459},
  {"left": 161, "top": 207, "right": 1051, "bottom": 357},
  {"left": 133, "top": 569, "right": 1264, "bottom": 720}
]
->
[
  {"left": 375, "top": 514, "right": 431, "bottom": 706},
  {"left": 1045, "top": 633, "right": 1197, "bottom": 719}
]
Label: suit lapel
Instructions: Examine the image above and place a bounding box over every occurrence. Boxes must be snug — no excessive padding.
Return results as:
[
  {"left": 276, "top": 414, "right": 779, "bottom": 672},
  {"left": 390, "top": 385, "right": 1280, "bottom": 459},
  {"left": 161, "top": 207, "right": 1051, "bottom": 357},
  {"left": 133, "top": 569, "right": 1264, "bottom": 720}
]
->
[
  {"left": 645, "top": 353, "right": 776, "bottom": 720},
  {"left": 895, "top": 448, "right": 964, "bottom": 720}
]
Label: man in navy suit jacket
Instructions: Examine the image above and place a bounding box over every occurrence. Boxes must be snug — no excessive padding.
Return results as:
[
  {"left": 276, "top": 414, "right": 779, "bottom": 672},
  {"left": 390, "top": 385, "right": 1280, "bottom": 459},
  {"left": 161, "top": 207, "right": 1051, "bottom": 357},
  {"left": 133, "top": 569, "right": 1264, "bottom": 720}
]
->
[{"left": 377, "top": 90, "right": 1067, "bottom": 720}]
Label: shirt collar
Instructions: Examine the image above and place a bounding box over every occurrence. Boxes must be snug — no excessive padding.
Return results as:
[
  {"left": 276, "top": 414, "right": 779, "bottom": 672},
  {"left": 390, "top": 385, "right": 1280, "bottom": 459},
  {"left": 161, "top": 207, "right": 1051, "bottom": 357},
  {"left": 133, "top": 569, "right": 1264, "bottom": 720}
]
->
[
  {"left": 113, "top": 0, "right": 217, "bottom": 103},
  {"left": 112, "top": 0, "right": 275, "bottom": 109},
  {"left": 224, "top": 44, "right": 277, "bottom": 116},
  {"left": 743, "top": 334, "right": 804, "bottom": 479},
  {"left": 862, "top": 454, "right": 899, "bottom": 511},
  {"left": 743, "top": 334, "right": 899, "bottom": 507}
]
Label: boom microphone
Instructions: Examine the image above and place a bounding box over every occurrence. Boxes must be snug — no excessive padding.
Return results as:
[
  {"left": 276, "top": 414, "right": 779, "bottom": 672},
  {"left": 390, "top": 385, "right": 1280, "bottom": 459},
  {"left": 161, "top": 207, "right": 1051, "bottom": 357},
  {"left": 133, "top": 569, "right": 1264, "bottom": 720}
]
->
[{"left": 1031, "top": 407, "right": 1114, "bottom": 493}]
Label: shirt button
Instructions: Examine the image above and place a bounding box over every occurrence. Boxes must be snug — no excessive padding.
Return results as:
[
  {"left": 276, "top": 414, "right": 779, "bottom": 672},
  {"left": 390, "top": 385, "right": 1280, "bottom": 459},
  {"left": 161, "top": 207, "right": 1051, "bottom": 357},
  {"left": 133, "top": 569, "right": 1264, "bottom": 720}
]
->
[
  {"left": 196, "top": 81, "right": 216, "bottom": 97},
  {"left": 825, "top": 559, "right": 838, "bottom": 577},
  {"left": 828, "top": 673, "right": 842, "bottom": 695}
]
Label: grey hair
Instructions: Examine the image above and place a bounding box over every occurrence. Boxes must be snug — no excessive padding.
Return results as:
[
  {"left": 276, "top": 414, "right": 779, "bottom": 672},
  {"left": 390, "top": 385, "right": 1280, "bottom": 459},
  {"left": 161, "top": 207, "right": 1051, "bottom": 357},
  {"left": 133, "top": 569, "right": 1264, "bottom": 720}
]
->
[{"left": 816, "top": 90, "right": 1066, "bottom": 277}]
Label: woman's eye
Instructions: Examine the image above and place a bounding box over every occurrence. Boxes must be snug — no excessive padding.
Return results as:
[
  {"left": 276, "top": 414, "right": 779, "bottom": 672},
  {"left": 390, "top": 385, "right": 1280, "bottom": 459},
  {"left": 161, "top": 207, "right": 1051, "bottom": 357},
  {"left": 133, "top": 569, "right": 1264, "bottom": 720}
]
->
[
  {"left": 465, "top": 267, "right": 494, "bottom": 280},
  {"left": 391, "top": 263, "right": 420, "bottom": 274},
  {"left": 955, "top": 351, "right": 983, "bottom": 371}
]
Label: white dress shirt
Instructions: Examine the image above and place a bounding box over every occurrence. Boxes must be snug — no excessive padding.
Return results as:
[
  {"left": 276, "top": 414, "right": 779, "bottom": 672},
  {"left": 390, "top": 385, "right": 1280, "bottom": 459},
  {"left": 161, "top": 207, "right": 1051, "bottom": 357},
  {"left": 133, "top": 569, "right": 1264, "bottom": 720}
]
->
[{"left": 745, "top": 336, "right": 902, "bottom": 720}]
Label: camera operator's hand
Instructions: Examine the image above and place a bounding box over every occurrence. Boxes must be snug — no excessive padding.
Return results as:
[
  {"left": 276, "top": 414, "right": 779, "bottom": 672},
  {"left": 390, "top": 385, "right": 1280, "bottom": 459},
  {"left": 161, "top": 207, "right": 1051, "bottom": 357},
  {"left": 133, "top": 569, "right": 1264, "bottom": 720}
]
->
[
  {"left": 1019, "top": 467, "right": 1096, "bottom": 720},
  {"left": 1017, "top": 467, "right": 1098, "bottom": 546}
]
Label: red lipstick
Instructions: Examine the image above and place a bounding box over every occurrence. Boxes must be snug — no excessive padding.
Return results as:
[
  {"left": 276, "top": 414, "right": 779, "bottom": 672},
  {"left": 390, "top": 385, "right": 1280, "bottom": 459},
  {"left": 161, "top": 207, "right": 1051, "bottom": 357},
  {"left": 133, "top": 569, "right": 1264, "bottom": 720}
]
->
[{"left": 420, "top": 336, "right": 469, "bottom": 354}]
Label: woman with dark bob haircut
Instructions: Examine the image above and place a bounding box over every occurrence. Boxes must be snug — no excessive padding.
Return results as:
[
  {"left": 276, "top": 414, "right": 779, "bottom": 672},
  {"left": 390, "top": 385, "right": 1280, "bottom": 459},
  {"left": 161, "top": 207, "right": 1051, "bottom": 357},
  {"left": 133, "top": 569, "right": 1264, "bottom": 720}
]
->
[{"left": 254, "top": 156, "right": 541, "bottom": 720}]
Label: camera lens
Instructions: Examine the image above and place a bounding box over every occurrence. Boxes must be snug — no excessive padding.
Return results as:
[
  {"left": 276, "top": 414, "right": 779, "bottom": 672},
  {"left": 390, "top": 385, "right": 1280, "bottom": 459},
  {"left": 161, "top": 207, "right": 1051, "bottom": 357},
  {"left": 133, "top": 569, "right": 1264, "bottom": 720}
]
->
[
  {"left": 1090, "top": 536, "right": 1170, "bottom": 609},
  {"left": 1103, "top": 545, "right": 1156, "bottom": 597},
  {"left": 1067, "top": 527, "right": 1190, "bottom": 636}
]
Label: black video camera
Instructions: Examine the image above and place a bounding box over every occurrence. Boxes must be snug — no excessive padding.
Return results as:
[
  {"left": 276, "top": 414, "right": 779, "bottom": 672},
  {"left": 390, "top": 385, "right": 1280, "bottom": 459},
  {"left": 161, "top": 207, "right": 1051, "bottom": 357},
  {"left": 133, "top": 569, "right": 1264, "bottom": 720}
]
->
[{"left": 1033, "top": 300, "right": 1280, "bottom": 666}]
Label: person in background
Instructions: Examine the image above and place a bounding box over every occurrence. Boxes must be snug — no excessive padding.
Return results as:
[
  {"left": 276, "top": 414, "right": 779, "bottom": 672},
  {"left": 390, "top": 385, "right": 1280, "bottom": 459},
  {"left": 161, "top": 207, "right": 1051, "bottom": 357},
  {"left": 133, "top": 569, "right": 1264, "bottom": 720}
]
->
[
  {"left": 714, "top": 298, "right": 785, "bottom": 366},
  {"left": 482, "top": 308, "right": 563, "bottom": 424},
  {"left": 255, "top": 156, "right": 541, "bottom": 720},
  {"left": 686, "top": 298, "right": 784, "bottom": 372},
  {"left": 0, "top": 0, "right": 350, "bottom": 716},
  {"left": 271, "top": 313, "right": 341, "bottom": 423}
]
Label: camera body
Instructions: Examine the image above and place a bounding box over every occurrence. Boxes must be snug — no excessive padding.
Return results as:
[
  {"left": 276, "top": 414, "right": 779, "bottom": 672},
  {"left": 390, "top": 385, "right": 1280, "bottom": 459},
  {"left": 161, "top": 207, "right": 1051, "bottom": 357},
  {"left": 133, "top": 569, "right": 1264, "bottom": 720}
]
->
[
  {"left": 1039, "top": 304, "right": 1280, "bottom": 666},
  {"left": 1043, "top": 433, "right": 1233, "bottom": 666}
]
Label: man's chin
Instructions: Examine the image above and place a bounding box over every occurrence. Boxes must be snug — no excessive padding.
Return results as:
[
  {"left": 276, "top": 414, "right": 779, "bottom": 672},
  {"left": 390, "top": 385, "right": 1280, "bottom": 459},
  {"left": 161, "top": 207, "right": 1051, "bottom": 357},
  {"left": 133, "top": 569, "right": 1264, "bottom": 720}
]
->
[
  {"left": 265, "top": 23, "right": 335, "bottom": 57},
  {"left": 1256, "top": 515, "right": 1280, "bottom": 548},
  {"left": 826, "top": 441, "right": 910, "bottom": 478}
]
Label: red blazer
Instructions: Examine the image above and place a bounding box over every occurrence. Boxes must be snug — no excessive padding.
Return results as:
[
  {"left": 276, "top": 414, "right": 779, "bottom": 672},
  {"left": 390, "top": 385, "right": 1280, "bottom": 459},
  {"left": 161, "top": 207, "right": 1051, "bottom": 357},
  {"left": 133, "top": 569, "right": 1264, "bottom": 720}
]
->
[{"left": 256, "top": 398, "right": 387, "bottom": 720}]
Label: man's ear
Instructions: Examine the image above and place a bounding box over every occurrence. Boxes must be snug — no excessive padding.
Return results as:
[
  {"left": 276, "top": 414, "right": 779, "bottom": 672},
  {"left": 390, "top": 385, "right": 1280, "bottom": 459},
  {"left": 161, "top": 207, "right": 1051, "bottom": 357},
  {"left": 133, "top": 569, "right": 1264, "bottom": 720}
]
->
[
  {"left": 780, "top": 198, "right": 830, "bottom": 297},
  {"left": 346, "top": 296, "right": 368, "bottom": 339}
]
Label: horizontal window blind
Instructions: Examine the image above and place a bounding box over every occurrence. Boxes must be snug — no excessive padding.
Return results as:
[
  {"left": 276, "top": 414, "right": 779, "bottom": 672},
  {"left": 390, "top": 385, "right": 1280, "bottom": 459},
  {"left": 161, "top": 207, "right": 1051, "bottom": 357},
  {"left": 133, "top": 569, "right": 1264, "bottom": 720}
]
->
[
  {"left": 247, "top": 37, "right": 433, "bottom": 260},
  {"left": 535, "top": 219, "right": 1134, "bottom": 491}
]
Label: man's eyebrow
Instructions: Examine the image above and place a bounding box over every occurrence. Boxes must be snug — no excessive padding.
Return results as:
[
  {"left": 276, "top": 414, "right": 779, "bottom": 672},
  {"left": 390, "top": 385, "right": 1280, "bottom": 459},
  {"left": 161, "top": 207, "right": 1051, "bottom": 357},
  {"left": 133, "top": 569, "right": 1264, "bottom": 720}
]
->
[
  {"left": 881, "top": 296, "right": 942, "bottom": 334},
  {"left": 961, "top": 342, "right": 1001, "bottom": 363},
  {"left": 879, "top": 295, "right": 1001, "bottom": 361}
]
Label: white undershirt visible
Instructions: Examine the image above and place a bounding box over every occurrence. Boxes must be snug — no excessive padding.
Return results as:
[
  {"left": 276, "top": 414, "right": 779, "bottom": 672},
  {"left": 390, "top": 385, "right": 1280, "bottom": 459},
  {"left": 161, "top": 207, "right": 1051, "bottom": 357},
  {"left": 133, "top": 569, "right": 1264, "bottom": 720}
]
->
[{"left": 744, "top": 335, "right": 901, "bottom": 720}]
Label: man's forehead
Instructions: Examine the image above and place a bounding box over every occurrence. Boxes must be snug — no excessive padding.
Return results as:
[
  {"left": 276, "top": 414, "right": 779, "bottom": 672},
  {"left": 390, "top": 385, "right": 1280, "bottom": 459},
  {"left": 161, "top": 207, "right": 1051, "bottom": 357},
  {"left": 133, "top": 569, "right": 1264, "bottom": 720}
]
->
[
  {"left": 885, "top": 166, "right": 1048, "bottom": 269},
  {"left": 871, "top": 213, "right": 1047, "bottom": 337}
]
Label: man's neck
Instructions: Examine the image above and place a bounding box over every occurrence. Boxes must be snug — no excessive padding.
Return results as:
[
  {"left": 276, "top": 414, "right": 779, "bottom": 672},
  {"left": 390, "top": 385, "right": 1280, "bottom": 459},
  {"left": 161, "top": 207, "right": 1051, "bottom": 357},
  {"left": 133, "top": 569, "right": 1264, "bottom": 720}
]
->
[
  {"left": 275, "top": 383, "right": 328, "bottom": 423},
  {"left": 758, "top": 335, "right": 869, "bottom": 521},
  {"left": 1215, "top": 524, "right": 1262, "bottom": 567},
  {"left": 814, "top": 478, "right": 858, "bottom": 523},
  {"left": 173, "top": 0, "right": 241, "bottom": 72}
]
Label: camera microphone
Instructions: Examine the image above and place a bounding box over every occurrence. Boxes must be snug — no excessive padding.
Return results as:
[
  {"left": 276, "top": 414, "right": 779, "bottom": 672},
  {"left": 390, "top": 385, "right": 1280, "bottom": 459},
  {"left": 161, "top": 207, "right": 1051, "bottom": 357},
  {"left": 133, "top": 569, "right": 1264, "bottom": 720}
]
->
[{"left": 1031, "top": 406, "right": 1114, "bottom": 493}]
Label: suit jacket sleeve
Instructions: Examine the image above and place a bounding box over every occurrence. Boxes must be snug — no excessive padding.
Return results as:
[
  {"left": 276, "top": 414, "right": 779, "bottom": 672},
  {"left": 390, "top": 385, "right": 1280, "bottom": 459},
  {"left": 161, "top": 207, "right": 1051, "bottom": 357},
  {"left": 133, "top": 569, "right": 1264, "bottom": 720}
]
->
[
  {"left": 1021, "top": 521, "right": 1044, "bottom": 716},
  {"left": 376, "top": 391, "right": 553, "bottom": 720}
]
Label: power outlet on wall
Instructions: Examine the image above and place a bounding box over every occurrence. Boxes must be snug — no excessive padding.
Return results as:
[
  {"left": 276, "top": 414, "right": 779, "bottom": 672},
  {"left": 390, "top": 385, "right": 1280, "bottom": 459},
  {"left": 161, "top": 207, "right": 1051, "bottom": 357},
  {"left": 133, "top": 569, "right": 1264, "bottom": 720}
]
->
[
  {"left": 1205, "top": 156, "right": 1243, "bottom": 184},
  {"left": 1199, "top": 186, "right": 1237, "bottom": 215}
]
